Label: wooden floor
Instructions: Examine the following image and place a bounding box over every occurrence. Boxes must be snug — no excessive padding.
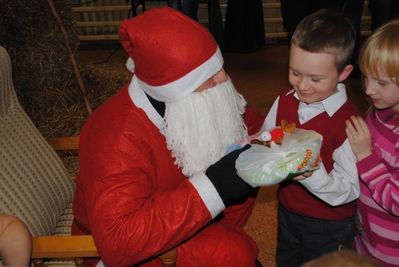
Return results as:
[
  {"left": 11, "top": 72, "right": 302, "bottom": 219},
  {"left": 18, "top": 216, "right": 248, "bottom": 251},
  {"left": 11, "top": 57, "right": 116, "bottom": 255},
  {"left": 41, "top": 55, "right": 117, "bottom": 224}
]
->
[{"left": 78, "top": 43, "right": 369, "bottom": 267}]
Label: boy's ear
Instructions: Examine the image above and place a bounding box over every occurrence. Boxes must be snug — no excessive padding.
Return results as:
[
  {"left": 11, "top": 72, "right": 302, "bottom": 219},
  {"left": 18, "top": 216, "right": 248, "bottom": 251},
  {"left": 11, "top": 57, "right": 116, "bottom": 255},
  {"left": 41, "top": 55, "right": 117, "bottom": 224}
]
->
[{"left": 338, "top": 64, "right": 354, "bottom": 82}]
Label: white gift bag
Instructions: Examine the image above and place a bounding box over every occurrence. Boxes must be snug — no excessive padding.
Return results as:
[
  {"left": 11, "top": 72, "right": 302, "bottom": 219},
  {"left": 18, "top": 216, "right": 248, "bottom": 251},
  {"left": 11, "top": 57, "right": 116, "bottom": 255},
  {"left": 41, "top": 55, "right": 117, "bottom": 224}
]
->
[{"left": 236, "top": 128, "right": 322, "bottom": 187}]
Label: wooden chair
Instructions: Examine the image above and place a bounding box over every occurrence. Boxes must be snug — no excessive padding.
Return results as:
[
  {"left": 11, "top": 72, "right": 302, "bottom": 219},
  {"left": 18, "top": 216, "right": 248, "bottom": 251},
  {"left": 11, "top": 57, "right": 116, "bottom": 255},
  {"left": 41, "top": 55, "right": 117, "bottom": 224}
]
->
[
  {"left": 32, "top": 234, "right": 177, "bottom": 267},
  {"left": 0, "top": 45, "right": 176, "bottom": 266}
]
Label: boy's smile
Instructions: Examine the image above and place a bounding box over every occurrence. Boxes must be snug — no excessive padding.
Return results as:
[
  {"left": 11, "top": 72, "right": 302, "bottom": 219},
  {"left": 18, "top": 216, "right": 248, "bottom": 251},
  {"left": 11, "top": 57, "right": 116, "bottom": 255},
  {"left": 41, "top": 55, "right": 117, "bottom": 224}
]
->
[{"left": 288, "top": 44, "right": 352, "bottom": 104}]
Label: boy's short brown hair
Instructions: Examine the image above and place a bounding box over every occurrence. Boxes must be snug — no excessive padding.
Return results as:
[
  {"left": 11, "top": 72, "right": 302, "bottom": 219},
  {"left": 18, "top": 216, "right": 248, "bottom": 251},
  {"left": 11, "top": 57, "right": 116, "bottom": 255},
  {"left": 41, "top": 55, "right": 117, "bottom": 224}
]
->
[
  {"left": 300, "top": 250, "right": 380, "bottom": 267},
  {"left": 291, "top": 9, "right": 356, "bottom": 72}
]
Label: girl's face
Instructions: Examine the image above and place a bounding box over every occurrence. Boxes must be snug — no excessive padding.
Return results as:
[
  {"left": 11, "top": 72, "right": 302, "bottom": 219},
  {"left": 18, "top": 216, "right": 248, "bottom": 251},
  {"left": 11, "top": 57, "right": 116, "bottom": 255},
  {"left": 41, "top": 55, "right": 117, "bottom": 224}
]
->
[{"left": 363, "top": 74, "right": 399, "bottom": 112}]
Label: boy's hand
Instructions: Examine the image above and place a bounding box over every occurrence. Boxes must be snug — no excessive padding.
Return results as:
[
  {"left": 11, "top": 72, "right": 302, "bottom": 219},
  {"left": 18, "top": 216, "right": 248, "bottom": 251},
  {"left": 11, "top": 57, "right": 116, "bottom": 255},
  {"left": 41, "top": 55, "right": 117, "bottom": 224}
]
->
[
  {"left": 345, "top": 115, "right": 372, "bottom": 161},
  {"left": 293, "top": 170, "right": 314, "bottom": 181}
]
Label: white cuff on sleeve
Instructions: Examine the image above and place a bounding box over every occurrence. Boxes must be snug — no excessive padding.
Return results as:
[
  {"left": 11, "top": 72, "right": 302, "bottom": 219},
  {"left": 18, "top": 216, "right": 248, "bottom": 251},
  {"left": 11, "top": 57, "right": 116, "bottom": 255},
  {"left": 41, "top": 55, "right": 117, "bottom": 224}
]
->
[
  {"left": 299, "top": 163, "right": 329, "bottom": 190},
  {"left": 189, "top": 172, "right": 225, "bottom": 219}
]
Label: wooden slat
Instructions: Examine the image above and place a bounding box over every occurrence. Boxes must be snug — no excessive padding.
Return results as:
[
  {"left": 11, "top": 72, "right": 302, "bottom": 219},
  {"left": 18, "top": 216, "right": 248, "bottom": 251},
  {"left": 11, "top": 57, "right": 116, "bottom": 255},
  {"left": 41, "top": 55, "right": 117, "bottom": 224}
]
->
[
  {"left": 72, "top": 5, "right": 131, "bottom": 12},
  {"left": 76, "top": 21, "right": 121, "bottom": 27},
  {"left": 47, "top": 136, "right": 79, "bottom": 151},
  {"left": 79, "top": 35, "right": 120, "bottom": 41},
  {"left": 158, "top": 249, "right": 177, "bottom": 267},
  {"left": 267, "top": 32, "right": 288, "bottom": 38},
  {"left": 32, "top": 235, "right": 98, "bottom": 258},
  {"left": 265, "top": 17, "right": 283, "bottom": 23},
  {"left": 362, "top": 15, "right": 372, "bottom": 22},
  {"left": 263, "top": 2, "right": 281, "bottom": 8},
  {"left": 32, "top": 235, "right": 177, "bottom": 266},
  {"left": 361, "top": 30, "right": 372, "bottom": 36}
]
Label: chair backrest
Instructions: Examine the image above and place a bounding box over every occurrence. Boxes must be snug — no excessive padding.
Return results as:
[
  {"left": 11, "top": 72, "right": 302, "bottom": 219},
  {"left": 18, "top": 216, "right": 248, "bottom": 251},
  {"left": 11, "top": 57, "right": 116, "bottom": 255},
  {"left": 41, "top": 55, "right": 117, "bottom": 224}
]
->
[{"left": 0, "top": 46, "right": 74, "bottom": 236}]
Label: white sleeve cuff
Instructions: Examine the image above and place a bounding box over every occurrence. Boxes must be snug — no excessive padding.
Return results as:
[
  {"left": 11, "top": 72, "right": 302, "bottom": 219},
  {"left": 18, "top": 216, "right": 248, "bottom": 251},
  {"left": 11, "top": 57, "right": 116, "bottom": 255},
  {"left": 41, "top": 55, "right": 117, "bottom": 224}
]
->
[
  {"left": 300, "top": 163, "right": 329, "bottom": 189},
  {"left": 189, "top": 172, "right": 225, "bottom": 219},
  {"left": 299, "top": 140, "right": 360, "bottom": 206}
]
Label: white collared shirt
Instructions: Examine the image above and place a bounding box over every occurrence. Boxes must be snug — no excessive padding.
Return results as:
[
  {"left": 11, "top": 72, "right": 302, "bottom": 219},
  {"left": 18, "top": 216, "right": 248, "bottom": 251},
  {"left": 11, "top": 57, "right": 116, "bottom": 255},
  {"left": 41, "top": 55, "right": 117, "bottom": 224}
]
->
[{"left": 261, "top": 83, "right": 359, "bottom": 206}]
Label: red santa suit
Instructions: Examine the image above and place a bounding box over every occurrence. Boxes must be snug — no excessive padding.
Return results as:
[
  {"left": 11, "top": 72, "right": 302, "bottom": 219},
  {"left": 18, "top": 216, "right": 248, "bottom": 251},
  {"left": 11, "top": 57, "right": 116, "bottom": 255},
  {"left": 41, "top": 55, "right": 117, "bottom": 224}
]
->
[{"left": 72, "top": 7, "right": 264, "bottom": 267}]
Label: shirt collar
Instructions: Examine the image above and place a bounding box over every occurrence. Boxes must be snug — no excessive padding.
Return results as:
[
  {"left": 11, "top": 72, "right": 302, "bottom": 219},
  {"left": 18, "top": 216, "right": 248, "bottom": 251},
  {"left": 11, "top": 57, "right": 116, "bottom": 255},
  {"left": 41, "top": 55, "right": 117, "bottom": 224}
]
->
[{"left": 292, "top": 83, "right": 347, "bottom": 117}]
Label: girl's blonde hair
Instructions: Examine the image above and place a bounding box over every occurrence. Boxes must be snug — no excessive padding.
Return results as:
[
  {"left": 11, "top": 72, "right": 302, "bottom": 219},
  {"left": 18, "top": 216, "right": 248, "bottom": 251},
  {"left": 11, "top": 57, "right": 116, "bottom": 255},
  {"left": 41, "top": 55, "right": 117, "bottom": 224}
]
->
[{"left": 359, "top": 19, "right": 399, "bottom": 86}]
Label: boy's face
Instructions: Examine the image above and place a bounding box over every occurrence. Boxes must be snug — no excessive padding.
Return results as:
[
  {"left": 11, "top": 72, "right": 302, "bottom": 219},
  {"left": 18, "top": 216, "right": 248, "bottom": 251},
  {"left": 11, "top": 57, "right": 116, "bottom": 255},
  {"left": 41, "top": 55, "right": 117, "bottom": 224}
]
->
[{"left": 288, "top": 44, "right": 352, "bottom": 104}]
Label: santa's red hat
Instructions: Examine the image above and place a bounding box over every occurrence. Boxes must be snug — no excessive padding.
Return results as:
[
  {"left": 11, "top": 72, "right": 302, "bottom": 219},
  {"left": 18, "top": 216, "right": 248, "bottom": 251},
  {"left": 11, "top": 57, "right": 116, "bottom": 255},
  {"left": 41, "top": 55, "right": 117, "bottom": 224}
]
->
[{"left": 119, "top": 7, "right": 223, "bottom": 102}]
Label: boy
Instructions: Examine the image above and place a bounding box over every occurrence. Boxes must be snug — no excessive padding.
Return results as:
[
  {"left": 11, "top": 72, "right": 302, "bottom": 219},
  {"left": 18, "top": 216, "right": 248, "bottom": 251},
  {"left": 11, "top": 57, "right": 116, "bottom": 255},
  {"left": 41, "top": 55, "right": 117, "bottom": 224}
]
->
[{"left": 261, "top": 9, "right": 360, "bottom": 267}]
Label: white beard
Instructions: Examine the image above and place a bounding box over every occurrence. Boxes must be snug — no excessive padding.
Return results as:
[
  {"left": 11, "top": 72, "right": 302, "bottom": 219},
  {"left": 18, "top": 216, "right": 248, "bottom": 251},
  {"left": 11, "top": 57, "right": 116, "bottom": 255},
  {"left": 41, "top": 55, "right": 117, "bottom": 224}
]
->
[{"left": 161, "top": 78, "right": 248, "bottom": 176}]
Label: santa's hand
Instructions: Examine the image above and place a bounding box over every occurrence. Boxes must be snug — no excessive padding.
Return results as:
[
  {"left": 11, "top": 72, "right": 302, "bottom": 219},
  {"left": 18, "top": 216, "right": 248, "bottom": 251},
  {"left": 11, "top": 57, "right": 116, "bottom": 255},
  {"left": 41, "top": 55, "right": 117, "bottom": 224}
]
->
[{"left": 206, "top": 145, "right": 254, "bottom": 206}]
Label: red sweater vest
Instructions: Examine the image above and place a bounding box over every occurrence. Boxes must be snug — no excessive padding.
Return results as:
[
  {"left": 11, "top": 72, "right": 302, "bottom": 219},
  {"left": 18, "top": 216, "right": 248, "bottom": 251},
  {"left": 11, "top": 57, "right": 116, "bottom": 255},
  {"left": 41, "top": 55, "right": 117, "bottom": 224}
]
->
[{"left": 276, "top": 89, "right": 359, "bottom": 220}]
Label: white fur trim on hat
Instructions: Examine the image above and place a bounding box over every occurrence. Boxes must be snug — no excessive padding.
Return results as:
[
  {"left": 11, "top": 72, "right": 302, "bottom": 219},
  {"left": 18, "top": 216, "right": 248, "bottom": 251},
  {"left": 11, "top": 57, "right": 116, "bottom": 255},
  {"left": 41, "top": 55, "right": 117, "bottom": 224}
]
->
[
  {"left": 126, "top": 57, "right": 135, "bottom": 73},
  {"left": 133, "top": 47, "right": 223, "bottom": 103}
]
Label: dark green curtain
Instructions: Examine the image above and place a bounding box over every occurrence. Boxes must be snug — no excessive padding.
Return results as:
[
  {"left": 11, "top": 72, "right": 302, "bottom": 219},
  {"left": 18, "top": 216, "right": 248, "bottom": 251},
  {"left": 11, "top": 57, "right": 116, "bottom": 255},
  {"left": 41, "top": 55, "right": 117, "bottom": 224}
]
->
[
  {"left": 223, "top": 0, "right": 266, "bottom": 53},
  {"left": 207, "top": 0, "right": 224, "bottom": 49}
]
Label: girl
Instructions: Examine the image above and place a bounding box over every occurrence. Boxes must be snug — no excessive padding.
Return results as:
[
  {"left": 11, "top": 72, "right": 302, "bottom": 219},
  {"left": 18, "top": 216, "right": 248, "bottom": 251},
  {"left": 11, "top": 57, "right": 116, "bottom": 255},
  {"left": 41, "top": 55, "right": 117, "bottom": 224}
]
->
[{"left": 345, "top": 19, "right": 399, "bottom": 267}]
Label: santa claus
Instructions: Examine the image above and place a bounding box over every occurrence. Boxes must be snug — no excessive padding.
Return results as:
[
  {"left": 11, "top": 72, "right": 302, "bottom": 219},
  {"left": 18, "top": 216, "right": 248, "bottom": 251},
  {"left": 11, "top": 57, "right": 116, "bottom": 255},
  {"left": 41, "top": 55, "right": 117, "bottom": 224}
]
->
[{"left": 72, "top": 7, "right": 264, "bottom": 267}]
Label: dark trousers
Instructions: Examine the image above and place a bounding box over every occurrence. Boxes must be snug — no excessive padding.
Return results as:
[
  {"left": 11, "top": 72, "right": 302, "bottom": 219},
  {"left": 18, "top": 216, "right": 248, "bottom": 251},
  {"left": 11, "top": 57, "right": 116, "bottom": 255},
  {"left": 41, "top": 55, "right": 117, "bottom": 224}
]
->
[
  {"left": 223, "top": 0, "right": 266, "bottom": 53},
  {"left": 276, "top": 204, "right": 356, "bottom": 267},
  {"left": 166, "top": 0, "right": 199, "bottom": 20}
]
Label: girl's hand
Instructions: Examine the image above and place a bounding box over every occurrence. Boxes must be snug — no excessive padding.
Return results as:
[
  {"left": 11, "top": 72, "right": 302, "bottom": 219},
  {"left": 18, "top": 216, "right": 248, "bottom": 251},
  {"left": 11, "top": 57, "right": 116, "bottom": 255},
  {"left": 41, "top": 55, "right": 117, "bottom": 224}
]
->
[{"left": 345, "top": 115, "right": 372, "bottom": 161}]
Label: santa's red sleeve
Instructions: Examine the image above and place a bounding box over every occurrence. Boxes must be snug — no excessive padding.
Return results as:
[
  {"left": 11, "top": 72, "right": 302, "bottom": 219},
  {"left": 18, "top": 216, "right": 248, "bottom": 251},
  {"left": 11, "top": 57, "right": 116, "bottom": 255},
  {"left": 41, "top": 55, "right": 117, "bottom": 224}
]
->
[{"left": 244, "top": 106, "right": 265, "bottom": 136}]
